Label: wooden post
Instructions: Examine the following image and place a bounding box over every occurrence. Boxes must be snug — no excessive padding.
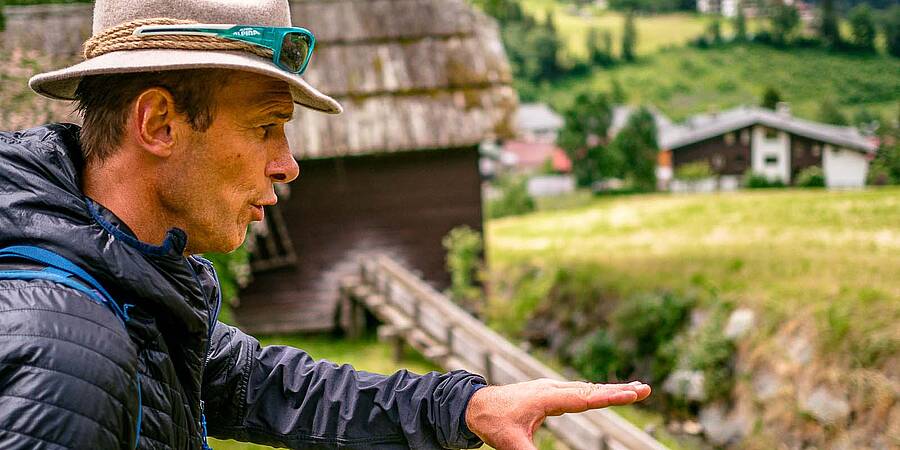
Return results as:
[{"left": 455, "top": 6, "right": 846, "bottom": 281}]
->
[
  {"left": 391, "top": 335, "right": 404, "bottom": 362},
  {"left": 445, "top": 324, "right": 454, "bottom": 354},
  {"left": 346, "top": 287, "right": 367, "bottom": 340},
  {"left": 482, "top": 352, "right": 493, "bottom": 383}
]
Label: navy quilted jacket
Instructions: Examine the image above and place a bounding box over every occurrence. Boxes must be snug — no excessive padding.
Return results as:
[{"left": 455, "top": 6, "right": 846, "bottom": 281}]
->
[{"left": 0, "top": 124, "right": 486, "bottom": 449}]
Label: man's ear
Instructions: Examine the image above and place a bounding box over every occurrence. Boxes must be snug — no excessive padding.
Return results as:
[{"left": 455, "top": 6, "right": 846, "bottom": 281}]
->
[{"left": 130, "top": 87, "right": 185, "bottom": 158}]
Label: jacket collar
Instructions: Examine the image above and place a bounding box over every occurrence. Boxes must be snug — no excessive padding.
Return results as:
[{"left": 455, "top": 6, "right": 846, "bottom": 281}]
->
[{"left": 0, "top": 123, "right": 216, "bottom": 338}]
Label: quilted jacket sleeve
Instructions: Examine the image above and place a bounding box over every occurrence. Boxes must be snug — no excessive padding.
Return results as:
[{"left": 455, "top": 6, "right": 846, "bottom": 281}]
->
[
  {"left": 202, "top": 322, "right": 486, "bottom": 449},
  {"left": 0, "top": 279, "right": 140, "bottom": 450}
]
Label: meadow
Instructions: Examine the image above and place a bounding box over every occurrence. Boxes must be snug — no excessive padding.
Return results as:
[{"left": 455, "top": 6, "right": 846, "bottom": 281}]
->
[
  {"left": 487, "top": 187, "right": 899, "bottom": 372},
  {"left": 518, "top": 0, "right": 769, "bottom": 59}
]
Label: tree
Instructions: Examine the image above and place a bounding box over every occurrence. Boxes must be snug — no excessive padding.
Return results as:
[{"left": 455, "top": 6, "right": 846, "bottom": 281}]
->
[
  {"left": 501, "top": 20, "right": 562, "bottom": 82},
  {"left": 819, "top": 0, "right": 842, "bottom": 49},
  {"left": 734, "top": 3, "right": 748, "bottom": 42},
  {"left": 472, "top": 0, "right": 526, "bottom": 24},
  {"left": 817, "top": 99, "right": 848, "bottom": 125},
  {"left": 558, "top": 92, "right": 615, "bottom": 186},
  {"left": 761, "top": 86, "right": 782, "bottom": 109},
  {"left": 868, "top": 116, "right": 900, "bottom": 185},
  {"left": 587, "top": 28, "right": 615, "bottom": 66},
  {"left": 770, "top": 1, "right": 800, "bottom": 46},
  {"left": 707, "top": 18, "right": 723, "bottom": 45},
  {"left": 885, "top": 5, "right": 900, "bottom": 57},
  {"left": 610, "top": 107, "right": 658, "bottom": 191},
  {"left": 622, "top": 11, "right": 638, "bottom": 62},
  {"left": 849, "top": 4, "right": 876, "bottom": 52}
]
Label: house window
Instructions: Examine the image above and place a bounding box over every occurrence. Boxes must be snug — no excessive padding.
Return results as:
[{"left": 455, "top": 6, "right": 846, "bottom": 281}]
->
[
  {"left": 811, "top": 144, "right": 821, "bottom": 157},
  {"left": 765, "top": 155, "right": 778, "bottom": 165},
  {"left": 724, "top": 132, "right": 735, "bottom": 146},
  {"left": 247, "top": 204, "right": 297, "bottom": 273},
  {"left": 711, "top": 154, "right": 725, "bottom": 170},
  {"left": 740, "top": 129, "right": 750, "bottom": 145},
  {"left": 764, "top": 127, "right": 779, "bottom": 140}
]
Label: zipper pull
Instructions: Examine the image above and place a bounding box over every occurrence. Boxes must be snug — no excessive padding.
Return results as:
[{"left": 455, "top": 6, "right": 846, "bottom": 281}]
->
[{"left": 200, "top": 400, "right": 213, "bottom": 450}]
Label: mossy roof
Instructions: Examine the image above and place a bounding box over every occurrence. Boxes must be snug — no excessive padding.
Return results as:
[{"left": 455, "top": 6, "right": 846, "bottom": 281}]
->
[{"left": 289, "top": 0, "right": 516, "bottom": 159}]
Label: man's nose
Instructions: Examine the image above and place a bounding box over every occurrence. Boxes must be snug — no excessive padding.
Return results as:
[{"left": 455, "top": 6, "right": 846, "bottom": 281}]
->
[{"left": 267, "top": 145, "right": 300, "bottom": 183}]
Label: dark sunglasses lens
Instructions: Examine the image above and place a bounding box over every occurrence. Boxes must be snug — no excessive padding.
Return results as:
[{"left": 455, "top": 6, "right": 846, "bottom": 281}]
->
[{"left": 280, "top": 33, "right": 311, "bottom": 73}]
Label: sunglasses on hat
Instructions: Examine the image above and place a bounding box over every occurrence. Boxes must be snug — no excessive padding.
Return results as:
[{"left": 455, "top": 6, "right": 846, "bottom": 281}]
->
[{"left": 133, "top": 24, "right": 316, "bottom": 75}]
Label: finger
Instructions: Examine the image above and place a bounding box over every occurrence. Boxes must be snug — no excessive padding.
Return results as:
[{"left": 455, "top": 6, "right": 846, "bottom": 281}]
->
[
  {"left": 541, "top": 384, "right": 640, "bottom": 415},
  {"left": 634, "top": 384, "right": 652, "bottom": 401},
  {"left": 560, "top": 381, "right": 650, "bottom": 399}
]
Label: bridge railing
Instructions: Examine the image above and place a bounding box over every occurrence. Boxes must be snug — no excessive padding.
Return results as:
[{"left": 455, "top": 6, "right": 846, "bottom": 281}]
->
[{"left": 339, "top": 254, "right": 668, "bottom": 450}]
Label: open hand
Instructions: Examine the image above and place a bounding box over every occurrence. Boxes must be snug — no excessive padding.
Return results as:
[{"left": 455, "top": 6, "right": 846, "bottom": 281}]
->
[{"left": 464, "top": 379, "right": 652, "bottom": 450}]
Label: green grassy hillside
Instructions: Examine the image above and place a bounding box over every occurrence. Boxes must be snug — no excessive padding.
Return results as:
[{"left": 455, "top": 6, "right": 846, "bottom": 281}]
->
[{"left": 529, "top": 42, "right": 900, "bottom": 122}]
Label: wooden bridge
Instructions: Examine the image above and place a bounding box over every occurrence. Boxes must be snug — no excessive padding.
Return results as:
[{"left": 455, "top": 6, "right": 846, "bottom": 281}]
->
[{"left": 339, "top": 255, "right": 669, "bottom": 450}]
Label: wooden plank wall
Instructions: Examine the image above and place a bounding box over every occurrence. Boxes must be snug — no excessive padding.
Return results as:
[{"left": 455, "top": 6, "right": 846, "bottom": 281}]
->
[
  {"left": 235, "top": 147, "right": 483, "bottom": 333},
  {"left": 671, "top": 127, "right": 752, "bottom": 176}
]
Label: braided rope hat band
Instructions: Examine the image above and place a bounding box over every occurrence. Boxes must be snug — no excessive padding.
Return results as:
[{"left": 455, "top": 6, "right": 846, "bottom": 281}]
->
[{"left": 28, "top": 0, "right": 341, "bottom": 114}]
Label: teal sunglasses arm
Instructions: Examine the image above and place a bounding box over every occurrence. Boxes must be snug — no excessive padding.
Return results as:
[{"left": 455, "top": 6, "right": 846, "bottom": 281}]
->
[{"left": 132, "top": 24, "right": 315, "bottom": 74}]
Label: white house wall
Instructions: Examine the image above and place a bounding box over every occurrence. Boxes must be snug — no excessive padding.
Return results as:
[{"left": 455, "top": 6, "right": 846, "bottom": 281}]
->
[
  {"left": 751, "top": 126, "right": 791, "bottom": 183},
  {"left": 823, "top": 145, "right": 869, "bottom": 188}
]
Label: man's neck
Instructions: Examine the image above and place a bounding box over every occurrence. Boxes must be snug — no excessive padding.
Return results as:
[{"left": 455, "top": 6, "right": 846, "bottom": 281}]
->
[{"left": 82, "top": 156, "right": 172, "bottom": 247}]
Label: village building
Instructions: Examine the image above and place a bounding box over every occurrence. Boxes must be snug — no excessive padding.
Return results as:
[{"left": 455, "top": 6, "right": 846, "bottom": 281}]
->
[
  {"left": 236, "top": 0, "right": 516, "bottom": 334},
  {"left": 494, "top": 102, "right": 570, "bottom": 174},
  {"left": 514, "top": 102, "right": 565, "bottom": 144},
  {"left": 644, "top": 104, "right": 878, "bottom": 191}
]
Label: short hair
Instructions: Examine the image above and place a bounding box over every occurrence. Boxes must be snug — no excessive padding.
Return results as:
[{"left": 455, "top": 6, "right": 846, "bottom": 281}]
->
[{"left": 74, "top": 69, "right": 230, "bottom": 164}]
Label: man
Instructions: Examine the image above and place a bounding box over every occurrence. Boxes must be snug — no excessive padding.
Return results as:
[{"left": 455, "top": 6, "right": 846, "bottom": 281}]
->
[{"left": 0, "top": 0, "right": 650, "bottom": 449}]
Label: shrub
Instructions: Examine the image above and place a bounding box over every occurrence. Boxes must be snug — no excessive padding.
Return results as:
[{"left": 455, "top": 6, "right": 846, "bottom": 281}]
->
[
  {"left": 611, "top": 292, "right": 695, "bottom": 383},
  {"left": 675, "top": 161, "right": 713, "bottom": 182},
  {"left": 683, "top": 308, "right": 736, "bottom": 401},
  {"left": 442, "top": 226, "right": 484, "bottom": 309},
  {"left": 744, "top": 171, "right": 785, "bottom": 189},
  {"left": 796, "top": 166, "right": 825, "bottom": 187},
  {"left": 203, "top": 245, "right": 251, "bottom": 306},
  {"left": 486, "top": 175, "right": 535, "bottom": 219},
  {"left": 572, "top": 329, "right": 621, "bottom": 382}
]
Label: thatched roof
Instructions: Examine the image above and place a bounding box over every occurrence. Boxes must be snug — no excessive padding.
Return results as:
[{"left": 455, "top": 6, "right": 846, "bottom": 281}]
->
[
  {"left": 288, "top": 0, "right": 516, "bottom": 159},
  {"left": 0, "top": 1, "right": 516, "bottom": 156}
]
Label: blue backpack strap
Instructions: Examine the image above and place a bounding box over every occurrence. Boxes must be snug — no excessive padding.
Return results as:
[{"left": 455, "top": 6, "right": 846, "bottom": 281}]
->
[
  {"left": 0, "top": 245, "right": 131, "bottom": 323},
  {"left": 0, "top": 245, "right": 142, "bottom": 449}
]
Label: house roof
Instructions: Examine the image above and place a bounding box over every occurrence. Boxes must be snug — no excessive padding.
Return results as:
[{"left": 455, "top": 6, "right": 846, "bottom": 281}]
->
[
  {"left": 662, "top": 106, "right": 877, "bottom": 153},
  {"left": 288, "top": 0, "right": 516, "bottom": 159},
  {"left": 515, "top": 103, "right": 564, "bottom": 134},
  {"left": 502, "top": 140, "right": 570, "bottom": 172}
]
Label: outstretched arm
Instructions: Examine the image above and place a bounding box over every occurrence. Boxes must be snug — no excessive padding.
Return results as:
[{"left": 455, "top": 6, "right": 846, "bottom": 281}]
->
[{"left": 202, "top": 322, "right": 486, "bottom": 449}]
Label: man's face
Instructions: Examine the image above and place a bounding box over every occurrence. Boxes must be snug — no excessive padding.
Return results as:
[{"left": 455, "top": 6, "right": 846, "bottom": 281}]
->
[{"left": 157, "top": 72, "right": 299, "bottom": 254}]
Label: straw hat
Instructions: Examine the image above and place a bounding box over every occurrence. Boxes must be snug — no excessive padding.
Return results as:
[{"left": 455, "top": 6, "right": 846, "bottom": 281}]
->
[{"left": 28, "top": 0, "right": 342, "bottom": 114}]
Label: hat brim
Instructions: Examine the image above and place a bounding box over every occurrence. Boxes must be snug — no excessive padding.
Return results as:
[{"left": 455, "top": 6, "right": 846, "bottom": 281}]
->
[{"left": 29, "top": 49, "right": 342, "bottom": 114}]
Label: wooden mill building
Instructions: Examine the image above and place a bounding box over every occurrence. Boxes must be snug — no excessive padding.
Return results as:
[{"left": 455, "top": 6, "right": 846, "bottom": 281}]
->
[{"left": 235, "top": 0, "right": 516, "bottom": 334}]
